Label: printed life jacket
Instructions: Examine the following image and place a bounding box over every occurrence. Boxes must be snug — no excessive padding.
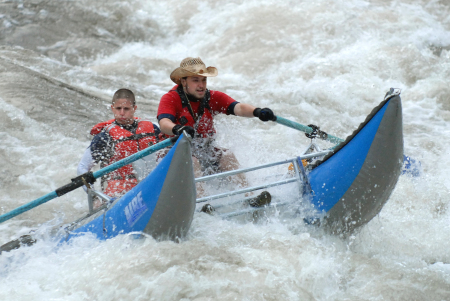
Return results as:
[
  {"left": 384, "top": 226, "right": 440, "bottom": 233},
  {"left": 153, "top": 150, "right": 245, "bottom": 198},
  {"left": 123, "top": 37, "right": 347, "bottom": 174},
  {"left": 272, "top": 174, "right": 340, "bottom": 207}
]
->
[
  {"left": 172, "top": 86, "right": 215, "bottom": 138},
  {"left": 92, "top": 119, "right": 158, "bottom": 197}
]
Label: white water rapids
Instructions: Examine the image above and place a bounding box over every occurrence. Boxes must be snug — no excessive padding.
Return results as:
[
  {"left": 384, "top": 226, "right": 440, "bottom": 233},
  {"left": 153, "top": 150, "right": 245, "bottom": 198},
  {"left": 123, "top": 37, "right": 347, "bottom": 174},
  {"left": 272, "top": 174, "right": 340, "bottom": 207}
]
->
[{"left": 1, "top": 0, "right": 450, "bottom": 300}]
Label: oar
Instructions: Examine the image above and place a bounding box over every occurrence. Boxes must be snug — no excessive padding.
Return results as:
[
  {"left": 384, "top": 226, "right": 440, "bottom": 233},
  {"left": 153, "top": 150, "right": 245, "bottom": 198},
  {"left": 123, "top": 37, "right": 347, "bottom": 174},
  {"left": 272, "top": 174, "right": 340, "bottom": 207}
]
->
[
  {"left": 272, "top": 116, "right": 421, "bottom": 175},
  {"left": 274, "top": 116, "right": 344, "bottom": 145},
  {"left": 0, "top": 136, "right": 179, "bottom": 224}
]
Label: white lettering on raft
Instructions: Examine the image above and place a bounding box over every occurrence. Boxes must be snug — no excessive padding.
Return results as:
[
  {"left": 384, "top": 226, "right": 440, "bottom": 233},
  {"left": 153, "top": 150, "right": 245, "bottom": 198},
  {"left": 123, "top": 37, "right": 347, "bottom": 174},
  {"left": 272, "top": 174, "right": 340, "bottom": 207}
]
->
[{"left": 124, "top": 191, "right": 148, "bottom": 227}]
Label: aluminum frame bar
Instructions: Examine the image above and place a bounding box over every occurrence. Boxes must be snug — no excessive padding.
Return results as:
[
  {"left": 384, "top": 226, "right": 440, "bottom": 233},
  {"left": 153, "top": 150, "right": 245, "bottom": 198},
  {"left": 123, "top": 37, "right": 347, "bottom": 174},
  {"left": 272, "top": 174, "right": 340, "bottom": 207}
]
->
[
  {"left": 196, "top": 178, "right": 298, "bottom": 203},
  {"left": 195, "top": 150, "right": 330, "bottom": 183}
]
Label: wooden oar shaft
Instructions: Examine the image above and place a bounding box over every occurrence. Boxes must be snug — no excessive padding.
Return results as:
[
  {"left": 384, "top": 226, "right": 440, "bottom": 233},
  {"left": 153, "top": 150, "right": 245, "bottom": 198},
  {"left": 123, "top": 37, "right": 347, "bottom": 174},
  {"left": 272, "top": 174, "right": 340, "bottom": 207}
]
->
[
  {"left": 274, "top": 116, "right": 344, "bottom": 145},
  {"left": 0, "top": 136, "right": 178, "bottom": 224}
]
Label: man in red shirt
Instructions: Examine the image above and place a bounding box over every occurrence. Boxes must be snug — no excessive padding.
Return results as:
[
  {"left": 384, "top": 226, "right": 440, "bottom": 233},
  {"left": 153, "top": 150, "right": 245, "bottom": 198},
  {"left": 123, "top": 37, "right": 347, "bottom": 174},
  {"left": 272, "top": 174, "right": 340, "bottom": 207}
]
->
[{"left": 157, "top": 57, "right": 275, "bottom": 181}]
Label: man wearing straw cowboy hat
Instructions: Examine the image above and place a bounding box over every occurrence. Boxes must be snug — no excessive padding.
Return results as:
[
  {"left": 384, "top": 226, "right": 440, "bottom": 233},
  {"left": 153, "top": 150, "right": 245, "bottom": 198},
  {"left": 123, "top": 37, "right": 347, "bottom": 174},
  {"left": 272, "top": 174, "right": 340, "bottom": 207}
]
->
[{"left": 157, "top": 57, "right": 275, "bottom": 180}]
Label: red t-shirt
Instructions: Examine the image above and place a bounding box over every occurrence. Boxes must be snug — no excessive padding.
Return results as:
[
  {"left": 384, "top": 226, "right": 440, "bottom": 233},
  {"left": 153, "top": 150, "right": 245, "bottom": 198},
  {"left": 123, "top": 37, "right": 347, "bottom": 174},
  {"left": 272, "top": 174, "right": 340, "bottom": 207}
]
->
[{"left": 157, "top": 85, "right": 238, "bottom": 136}]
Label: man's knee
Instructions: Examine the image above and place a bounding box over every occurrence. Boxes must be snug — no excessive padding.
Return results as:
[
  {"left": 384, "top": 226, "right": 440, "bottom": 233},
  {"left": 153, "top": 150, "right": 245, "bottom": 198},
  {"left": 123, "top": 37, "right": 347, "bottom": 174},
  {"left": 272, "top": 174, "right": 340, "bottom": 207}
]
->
[
  {"left": 219, "top": 151, "right": 240, "bottom": 171},
  {"left": 192, "top": 156, "right": 203, "bottom": 178}
]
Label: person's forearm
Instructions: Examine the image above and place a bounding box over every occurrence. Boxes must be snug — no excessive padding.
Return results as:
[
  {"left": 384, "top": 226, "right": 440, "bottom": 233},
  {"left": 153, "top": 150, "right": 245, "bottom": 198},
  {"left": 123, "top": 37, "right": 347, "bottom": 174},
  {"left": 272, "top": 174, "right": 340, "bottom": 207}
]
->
[
  {"left": 77, "top": 147, "right": 96, "bottom": 193},
  {"left": 77, "top": 148, "right": 95, "bottom": 175},
  {"left": 234, "top": 103, "right": 257, "bottom": 118},
  {"left": 159, "top": 118, "right": 176, "bottom": 135}
]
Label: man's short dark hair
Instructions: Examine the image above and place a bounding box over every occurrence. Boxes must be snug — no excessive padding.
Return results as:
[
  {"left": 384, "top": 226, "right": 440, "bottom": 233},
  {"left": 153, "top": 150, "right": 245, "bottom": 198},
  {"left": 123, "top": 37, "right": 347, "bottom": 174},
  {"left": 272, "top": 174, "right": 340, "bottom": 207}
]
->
[{"left": 112, "top": 88, "right": 136, "bottom": 106}]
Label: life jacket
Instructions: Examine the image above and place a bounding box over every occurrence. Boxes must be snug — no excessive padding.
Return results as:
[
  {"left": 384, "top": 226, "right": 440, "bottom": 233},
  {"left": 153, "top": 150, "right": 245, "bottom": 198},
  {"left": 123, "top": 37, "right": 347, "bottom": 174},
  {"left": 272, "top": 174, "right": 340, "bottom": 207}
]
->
[
  {"left": 92, "top": 119, "right": 158, "bottom": 197},
  {"left": 171, "top": 85, "right": 215, "bottom": 138}
]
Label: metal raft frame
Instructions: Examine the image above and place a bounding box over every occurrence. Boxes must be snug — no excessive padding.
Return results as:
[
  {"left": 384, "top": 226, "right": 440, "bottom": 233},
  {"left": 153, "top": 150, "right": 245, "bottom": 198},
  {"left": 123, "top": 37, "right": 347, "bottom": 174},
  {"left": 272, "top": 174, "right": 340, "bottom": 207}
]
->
[
  {"left": 80, "top": 141, "right": 331, "bottom": 219},
  {"left": 195, "top": 147, "right": 331, "bottom": 209},
  {"left": 87, "top": 189, "right": 112, "bottom": 214}
]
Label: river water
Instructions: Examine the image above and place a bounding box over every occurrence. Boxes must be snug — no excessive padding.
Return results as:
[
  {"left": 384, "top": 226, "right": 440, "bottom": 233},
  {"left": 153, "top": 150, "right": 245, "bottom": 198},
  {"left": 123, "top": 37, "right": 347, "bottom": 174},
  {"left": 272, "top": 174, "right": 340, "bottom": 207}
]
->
[{"left": 1, "top": 0, "right": 450, "bottom": 300}]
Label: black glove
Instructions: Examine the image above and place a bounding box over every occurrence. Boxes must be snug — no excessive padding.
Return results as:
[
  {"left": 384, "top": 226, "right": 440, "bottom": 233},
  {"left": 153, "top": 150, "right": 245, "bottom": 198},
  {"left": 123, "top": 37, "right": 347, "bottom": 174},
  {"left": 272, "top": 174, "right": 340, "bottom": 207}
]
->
[
  {"left": 172, "top": 124, "right": 195, "bottom": 138},
  {"left": 305, "top": 124, "right": 328, "bottom": 140},
  {"left": 253, "top": 107, "right": 276, "bottom": 122}
]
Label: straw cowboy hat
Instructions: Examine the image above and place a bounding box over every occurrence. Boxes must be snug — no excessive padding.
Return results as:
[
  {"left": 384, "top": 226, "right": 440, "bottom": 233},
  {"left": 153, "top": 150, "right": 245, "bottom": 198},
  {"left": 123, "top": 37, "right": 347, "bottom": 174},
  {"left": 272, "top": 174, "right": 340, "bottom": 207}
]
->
[{"left": 170, "top": 57, "right": 218, "bottom": 85}]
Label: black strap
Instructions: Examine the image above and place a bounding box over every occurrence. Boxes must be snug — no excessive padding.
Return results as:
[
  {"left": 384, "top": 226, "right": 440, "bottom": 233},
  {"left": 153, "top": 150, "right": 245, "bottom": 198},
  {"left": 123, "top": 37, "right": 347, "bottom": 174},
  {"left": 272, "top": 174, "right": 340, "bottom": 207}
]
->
[
  {"left": 114, "top": 132, "right": 156, "bottom": 144},
  {"left": 175, "top": 85, "right": 211, "bottom": 123},
  {"left": 106, "top": 120, "right": 157, "bottom": 145},
  {"left": 109, "top": 174, "right": 137, "bottom": 180},
  {"left": 197, "top": 90, "right": 211, "bottom": 120}
]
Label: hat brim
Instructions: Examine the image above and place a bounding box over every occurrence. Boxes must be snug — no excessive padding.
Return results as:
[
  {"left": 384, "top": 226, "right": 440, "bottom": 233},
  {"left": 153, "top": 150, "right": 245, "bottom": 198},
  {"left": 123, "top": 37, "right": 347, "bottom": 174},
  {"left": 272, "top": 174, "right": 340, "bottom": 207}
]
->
[{"left": 170, "top": 66, "right": 218, "bottom": 85}]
